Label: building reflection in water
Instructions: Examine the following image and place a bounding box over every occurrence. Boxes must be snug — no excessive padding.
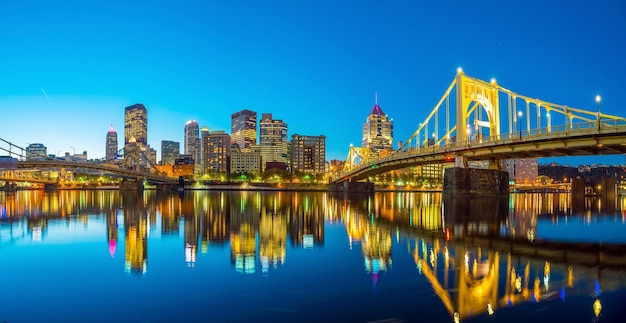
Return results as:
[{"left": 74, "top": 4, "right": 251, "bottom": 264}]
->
[
  {"left": 329, "top": 191, "right": 623, "bottom": 322},
  {"left": 121, "top": 191, "right": 148, "bottom": 275},
  {"left": 1, "top": 190, "right": 623, "bottom": 321}
]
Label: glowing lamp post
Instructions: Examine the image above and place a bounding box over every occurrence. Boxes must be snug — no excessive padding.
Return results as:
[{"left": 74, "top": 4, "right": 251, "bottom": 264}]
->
[
  {"left": 517, "top": 111, "right": 523, "bottom": 139},
  {"left": 595, "top": 95, "right": 601, "bottom": 130}
]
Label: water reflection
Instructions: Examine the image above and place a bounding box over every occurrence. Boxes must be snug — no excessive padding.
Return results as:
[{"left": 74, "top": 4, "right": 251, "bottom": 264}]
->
[{"left": 1, "top": 190, "right": 624, "bottom": 322}]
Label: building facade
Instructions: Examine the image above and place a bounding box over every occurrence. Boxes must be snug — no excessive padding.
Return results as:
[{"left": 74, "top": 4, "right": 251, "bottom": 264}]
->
[
  {"left": 204, "top": 130, "right": 231, "bottom": 173},
  {"left": 184, "top": 120, "right": 200, "bottom": 164},
  {"left": 259, "top": 113, "right": 288, "bottom": 170},
  {"left": 231, "top": 109, "right": 257, "bottom": 152},
  {"left": 200, "top": 126, "right": 209, "bottom": 172},
  {"left": 290, "top": 134, "right": 326, "bottom": 174},
  {"left": 123, "top": 104, "right": 149, "bottom": 169},
  {"left": 362, "top": 95, "right": 393, "bottom": 153},
  {"left": 230, "top": 151, "right": 262, "bottom": 174},
  {"left": 507, "top": 158, "right": 539, "bottom": 184},
  {"left": 161, "top": 140, "right": 179, "bottom": 165},
  {"left": 105, "top": 124, "right": 118, "bottom": 162},
  {"left": 124, "top": 104, "right": 147, "bottom": 146},
  {"left": 26, "top": 143, "right": 47, "bottom": 161}
]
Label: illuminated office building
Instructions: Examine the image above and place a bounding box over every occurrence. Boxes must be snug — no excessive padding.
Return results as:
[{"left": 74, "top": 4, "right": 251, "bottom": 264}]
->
[
  {"left": 507, "top": 158, "right": 538, "bottom": 184},
  {"left": 124, "top": 104, "right": 147, "bottom": 146},
  {"left": 160, "top": 140, "right": 179, "bottom": 165},
  {"left": 259, "top": 113, "right": 288, "bottom": 169},
  {"left": 290, "top": 134, "right": 326, "bottom": 174},
  {"left": 203, "top": 130, "right": 231, "bottom": 173},
  {"left": 231, "top": 109, "right": 257, "bottom": 152},
  {"left": 105, "top": 124, "right": 118, "bottom": 162},
  {"left": 123, "top": 104, "right": 150, "bottom": 169},
  {"left": 230, "top": 151, "right": 262, "bottom": 174},
  {"left": 184, "top": 120, "right": 200, "bottom": 164},
  {"left": 26, "top": 143, "right": 47, "bottom": 161},
  {"left": 362, "top": 94, "right": 393, "bottom": 153}
]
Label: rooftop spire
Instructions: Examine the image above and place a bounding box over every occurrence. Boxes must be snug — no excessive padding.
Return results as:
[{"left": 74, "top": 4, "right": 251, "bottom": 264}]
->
[
  {"left": 108, "top": 124, "right": 116, "bottom": 133},
  {"left": 375, "top": 91, "right": 378, "bottom": 105}
]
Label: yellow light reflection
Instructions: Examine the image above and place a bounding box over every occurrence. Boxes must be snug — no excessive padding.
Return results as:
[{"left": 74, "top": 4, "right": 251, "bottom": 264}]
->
[{"left": 593, "top": 299, "right": 602, "bottom": 317}]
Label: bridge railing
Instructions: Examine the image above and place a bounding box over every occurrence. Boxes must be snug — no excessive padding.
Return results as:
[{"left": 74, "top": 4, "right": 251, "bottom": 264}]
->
[{"left": 337, "top": 120, "right": 626, "bottom": 179}]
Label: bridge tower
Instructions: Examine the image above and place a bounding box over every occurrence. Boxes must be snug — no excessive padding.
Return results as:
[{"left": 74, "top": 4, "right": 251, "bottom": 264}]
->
[{"left": 444, "top": 70, "right": 509, "bottom": 196}]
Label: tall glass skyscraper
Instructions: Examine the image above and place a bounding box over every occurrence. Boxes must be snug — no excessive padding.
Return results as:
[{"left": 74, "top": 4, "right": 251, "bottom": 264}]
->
[
  {"left": 231, "top": 109, "right": 257, "bottom": 152},
  {"left": 184, "top": 120, "right": 200, "bottom": 164},
  {"left": 259, "top": 113, "right": 288, "bottom": 168},
  {"left": 362, "top": 94, "right": 393, "bottom": 153},
  {"left": 105, "top": 124, "right": 118, "bottom": 162},
  {"left": 123, "top": 103, "right": 149, "bottom": 169},
  {"left": 124, "top": 104, "right": 147, "bottom": 145}
]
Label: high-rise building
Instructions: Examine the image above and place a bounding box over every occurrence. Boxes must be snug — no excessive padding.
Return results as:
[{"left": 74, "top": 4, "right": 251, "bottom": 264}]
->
[
  {"left": 290, "top": 134, "right": 326, "bottom": 174},
  {"left": 105, "top": 124, "right": 118, "bottom": 162},
  {"left": 362, "top": 94, "right": 393, "bottom": 153},
  {"left": 200, "top": 126, "right": 210, "bottom": 172},
  {"left": 26, "top": 143, "right": 47, "bottom": 161},
  {"left": 161, "top": 140, "right": 179, "bottom": 165},
  {"left": 123, "top": 104, "right": 150, "bottom": 169},
  {"left": 184, "top": 120, "right": 200, "bottom": 164},
  {"left": 124, "top": 104, "right": 147, "bottom": 145},
  {"left": 231, "top": 109, "right": 257, "bottom": 152},
  {"left": 204, "top": 130, "right": 231, "bottom": 173},
  {"left": 259, "top": 113, "right": 288, "bottom": 170}
]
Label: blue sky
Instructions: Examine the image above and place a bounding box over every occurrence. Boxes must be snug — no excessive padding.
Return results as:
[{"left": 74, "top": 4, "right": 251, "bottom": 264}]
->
[{"left": 1, "top": 0, "right": 625, "bottom": 165}]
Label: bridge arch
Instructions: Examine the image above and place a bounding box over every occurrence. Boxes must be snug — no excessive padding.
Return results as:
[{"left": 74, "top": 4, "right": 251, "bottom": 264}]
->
[{"left": 456, "top": 71, "right": 501, "bottom": 144}]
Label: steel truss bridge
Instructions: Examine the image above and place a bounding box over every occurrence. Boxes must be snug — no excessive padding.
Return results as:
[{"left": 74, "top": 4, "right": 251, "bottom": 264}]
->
[
  {"left": 0, "top": 139, "right": 175, "bottom": 185},
  {"left": 334, "top": 69, "right": 626, "bottom": 183}
]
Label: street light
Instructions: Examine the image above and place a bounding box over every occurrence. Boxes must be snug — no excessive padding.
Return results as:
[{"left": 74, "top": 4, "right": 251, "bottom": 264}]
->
[
  {"left": 596, "top": 95, "right": 601, "bottom": 130},
  {"left": 517, "top": 110, "right": 523, "bottom": 139}
]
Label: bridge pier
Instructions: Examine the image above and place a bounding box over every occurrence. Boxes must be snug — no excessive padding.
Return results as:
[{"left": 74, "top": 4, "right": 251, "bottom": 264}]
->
[
  {"left": 44, "top": 183, "right": 58, "bottom": 192},
  {"left": 327, "top": 181, "right": 375, "bottom": 193},
  {"left": 119, "top": 179, "right": 144, "bottom": 191},
  {"left": 2, "top": 182, "right": 18, "bottom": 192},
  {"left": 443, "top": 167, "right": 509, "bottom": 197}
]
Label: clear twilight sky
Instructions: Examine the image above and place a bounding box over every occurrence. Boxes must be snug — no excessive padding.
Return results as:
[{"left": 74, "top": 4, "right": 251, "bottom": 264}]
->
[{"left": 1, "top": 0, "right": 625, "bottom": 166}]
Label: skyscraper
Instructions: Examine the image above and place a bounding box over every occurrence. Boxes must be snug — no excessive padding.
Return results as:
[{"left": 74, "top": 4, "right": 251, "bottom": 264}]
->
[
  {"left": 231, "top": 109, "right": 257, "bottom": 152},
  {"left": 123, "top": 103, "right": 149, "bottom": 169},
  {"left": 200, "top": 126, "right": 209, "bottom": 172},
  {"left": 290, "top": 134, "right": 326, "bottom": 174},
  {"left": 362, "top": 93, "right": 393, "bottom": 153},
  {"left": 105, "top": 124, "right": 118, "bottom": 162},
  {"left": 184, "top": 120, "right": 200, "bottom": 163},
  {"left": 259, "top": 113, "right": 288, "bottom": 169},
  {"left": 124, "top": 104, "right": 147, "bottom": 145},
  {"left": 161, "top": 140, "right": 180, "bottom": 165}
]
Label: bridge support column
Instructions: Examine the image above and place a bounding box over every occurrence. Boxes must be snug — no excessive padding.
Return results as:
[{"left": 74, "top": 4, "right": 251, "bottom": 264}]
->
[
  {"left": 44, "top": 183, "right": 58, "bottom": 192},
  {"left": 327, "top": 181, "right": 374, "bottom": 193},
  {"left": 443, "top": 167, "right": 509, "bottom": 197},
  {"left": 2, "top": 182, "right": 18, "bottom": 192},
  {"left": 119, "top": 179, "right": 144, "bottom": 191}
]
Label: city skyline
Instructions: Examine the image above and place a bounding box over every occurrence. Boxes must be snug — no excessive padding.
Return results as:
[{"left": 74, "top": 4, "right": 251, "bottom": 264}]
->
[{"left": 1, "top": 1, "right": 625, "bottom": 165}]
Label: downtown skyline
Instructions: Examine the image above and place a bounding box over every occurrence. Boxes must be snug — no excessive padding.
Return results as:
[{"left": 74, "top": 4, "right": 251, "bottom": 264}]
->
[{"left": 1, "top": 0, "right": 625, "bottom": 165}]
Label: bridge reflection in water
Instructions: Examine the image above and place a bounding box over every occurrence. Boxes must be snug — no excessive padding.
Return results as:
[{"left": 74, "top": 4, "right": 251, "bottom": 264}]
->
[
  {"left": 1, "top": 190, "right": 624, "bottom": 321},
  {"left": 332, "top": 191, "right": 626, "bottom": 322}
]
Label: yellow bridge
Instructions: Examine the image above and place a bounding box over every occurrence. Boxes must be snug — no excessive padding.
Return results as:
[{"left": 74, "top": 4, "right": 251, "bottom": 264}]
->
[{"left": 334, "top": 69, "right": 626, "bottom": 184}]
